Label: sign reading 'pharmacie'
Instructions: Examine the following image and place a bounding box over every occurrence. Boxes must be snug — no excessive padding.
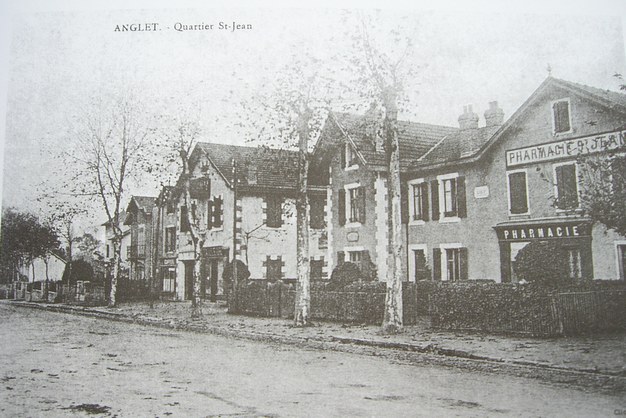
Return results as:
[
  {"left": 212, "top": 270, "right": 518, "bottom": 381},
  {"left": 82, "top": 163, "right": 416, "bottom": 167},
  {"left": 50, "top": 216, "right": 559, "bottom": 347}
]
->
[
  {"left": 495, "top": 221, "right": 591, "bottom": 242},
  {"left": 506, "top": 129, "right": 626, "bottom": 167}
]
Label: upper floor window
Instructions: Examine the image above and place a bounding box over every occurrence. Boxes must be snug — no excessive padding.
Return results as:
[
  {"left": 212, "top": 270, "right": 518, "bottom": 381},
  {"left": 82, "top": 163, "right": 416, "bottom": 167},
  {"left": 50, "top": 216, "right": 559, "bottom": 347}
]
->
[
  {"left": 433, "top": 174, "right": 466, "bottom": 221},
  {"left": 266, "top": 195, "right": 283, "bottom": 228},
  {"left": 207, "top": 196, "right": 223, "bottom": 229},
  {"left": 552, "top": 99, "right": 571, "bottom": 134},
  {"left": 180, "top": 205, "right": 190, "bottom": 232},
  {"left": 339, "top": 184, "right": 365, "bottom": 226},
  {"left": 554, "top": 162, "right": 579, "bottom": 210},
  {"left": 309, "top": 195, "right": 326, "bottom": 229},
  {"left": 507, "top": 170, "right": 529, "bottom": 215},
  {"left": 341, "top": 143, "right": 358, "bottom": 169},
  {"left": 409, "top": 180, "right": 429, "bottom": 222},
  {"left": 165, "top": 227, "right": 176, "bottom": 253},
  {"left": 137, "top": 226, "right": 145, "bottom": 255}
]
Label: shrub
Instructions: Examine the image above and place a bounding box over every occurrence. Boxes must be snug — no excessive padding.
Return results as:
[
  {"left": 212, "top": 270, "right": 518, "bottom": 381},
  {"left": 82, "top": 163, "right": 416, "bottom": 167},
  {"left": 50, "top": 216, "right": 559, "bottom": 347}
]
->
[
  {"left": 222, "top": 260, "right": 251, "bottom": 295},
  {"left": 513, "top": 241, "right": 571, "bottom": 286},
  {"left": 328, "top": 262, "right": 362, "bottom": 290}
]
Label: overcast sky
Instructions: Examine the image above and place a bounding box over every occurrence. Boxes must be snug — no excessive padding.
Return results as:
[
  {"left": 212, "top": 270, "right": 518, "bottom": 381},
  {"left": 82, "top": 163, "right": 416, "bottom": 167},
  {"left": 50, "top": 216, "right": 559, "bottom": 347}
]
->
[{"left": 1, "top": 0, "right": 626, "bottom": 230}]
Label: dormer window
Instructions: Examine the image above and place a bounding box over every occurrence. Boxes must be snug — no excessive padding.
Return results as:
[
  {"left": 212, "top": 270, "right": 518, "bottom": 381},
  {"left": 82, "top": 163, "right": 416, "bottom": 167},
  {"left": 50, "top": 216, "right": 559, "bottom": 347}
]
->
[{"left": 552, "top": 99, "right": 571, "bottom": 134}]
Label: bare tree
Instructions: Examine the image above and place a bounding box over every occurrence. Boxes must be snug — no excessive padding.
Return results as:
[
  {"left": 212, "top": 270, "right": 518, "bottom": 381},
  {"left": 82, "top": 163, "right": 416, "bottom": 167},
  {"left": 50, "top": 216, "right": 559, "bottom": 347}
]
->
[
  {"left": 347, "top": 12, "right": 423, "bottom": 333},
  {"left": 239, "top": 52, "right": 334, "bottom": 326},
  {"left": 160, "top": 110, "right": 205, "bottom": 318},
  {"left": 65, "top": 96, "right": 152, "bottom": 307}
]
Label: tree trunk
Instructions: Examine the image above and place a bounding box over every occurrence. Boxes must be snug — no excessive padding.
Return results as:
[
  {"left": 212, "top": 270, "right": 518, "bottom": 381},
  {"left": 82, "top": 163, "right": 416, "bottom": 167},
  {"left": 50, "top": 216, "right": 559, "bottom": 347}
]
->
[
  {"left": 43, "top": 257, "right": 50, "bottom": 301},
  {"left": 109, "top": 239, "right": 121, "bottom": 307},
  {"left": 294, "top": 110, "right": 311, "bottom": 326},
  {"left": 382, "top": 91, "right": 403, "bottom": 333}
]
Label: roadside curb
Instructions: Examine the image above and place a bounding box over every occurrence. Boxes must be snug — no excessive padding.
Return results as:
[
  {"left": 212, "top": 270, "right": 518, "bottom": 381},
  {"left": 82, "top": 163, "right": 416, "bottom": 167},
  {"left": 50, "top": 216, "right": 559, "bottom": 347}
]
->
[{"left": 8, "top": 301, "right": 626, "bottom": 392}]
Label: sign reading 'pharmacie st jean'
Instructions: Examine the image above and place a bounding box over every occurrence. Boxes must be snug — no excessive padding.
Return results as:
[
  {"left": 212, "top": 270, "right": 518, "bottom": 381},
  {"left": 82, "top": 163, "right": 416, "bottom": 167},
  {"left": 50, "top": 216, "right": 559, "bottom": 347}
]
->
[{"left": 506, "top": 129, "right": 626, "bottom": 168}]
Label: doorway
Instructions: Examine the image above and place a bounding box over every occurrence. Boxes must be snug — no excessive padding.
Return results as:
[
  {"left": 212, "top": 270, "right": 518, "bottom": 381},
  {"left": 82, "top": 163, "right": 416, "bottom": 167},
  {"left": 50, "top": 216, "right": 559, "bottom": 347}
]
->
[{"left": 183, "top": 260, "right": 195, "bottom": 300}]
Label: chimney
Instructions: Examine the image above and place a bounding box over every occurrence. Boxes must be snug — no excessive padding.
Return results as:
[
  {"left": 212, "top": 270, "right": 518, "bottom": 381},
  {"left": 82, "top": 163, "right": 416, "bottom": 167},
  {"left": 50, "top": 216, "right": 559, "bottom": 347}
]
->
[
  {"left": 458, "top": 105, "right": 479, "bottom": 130},
  {"left": 484, "top": 101, "right": 504, "bottom": 127}
]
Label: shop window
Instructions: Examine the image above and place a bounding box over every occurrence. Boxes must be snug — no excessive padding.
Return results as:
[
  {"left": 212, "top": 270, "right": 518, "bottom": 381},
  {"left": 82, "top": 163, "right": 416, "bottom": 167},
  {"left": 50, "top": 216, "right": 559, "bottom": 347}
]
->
[
  {"left": 310, "top": 196, "right": 326, "bottom": 229},
  {"left": 165, "top": 227, "right": 176, "bottom": 253},
  {"left": 162, "top": 268, "right": 176, "bottom": 293},
  {"left": 507, "top": 170, "right": 529, "bottom": 215},
  {"left": 552, "top": 99, "right": 571, "bottom": 134},
  {"left": 410, "top": 181, "right": 429, "bottom": 222},
  {"left": 554, "top": 163, "right": 579, "bottom": 210},
  {"left": 266, "top": 195, "right": 283, "bottom": 228}
]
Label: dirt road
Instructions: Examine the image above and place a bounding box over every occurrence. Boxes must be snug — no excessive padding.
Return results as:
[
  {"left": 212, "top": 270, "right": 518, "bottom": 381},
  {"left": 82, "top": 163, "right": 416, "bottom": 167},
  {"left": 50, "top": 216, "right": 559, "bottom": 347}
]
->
[{"left": 1, "top": 304, "right": 623, "bottom": 417}]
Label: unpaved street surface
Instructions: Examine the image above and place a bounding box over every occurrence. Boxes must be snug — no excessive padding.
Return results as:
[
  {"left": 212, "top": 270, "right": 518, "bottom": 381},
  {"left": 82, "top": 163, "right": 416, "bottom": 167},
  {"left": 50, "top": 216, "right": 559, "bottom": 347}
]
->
[{"left": 1, "top": 304, "right": 624, "bottom": 417}]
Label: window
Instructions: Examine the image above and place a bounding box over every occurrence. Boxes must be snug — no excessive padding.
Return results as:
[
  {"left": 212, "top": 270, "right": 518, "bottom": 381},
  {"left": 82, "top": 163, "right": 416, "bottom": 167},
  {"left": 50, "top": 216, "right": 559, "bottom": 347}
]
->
[
  {"left": 311, "top": 258, "right": 324, "bottom": 280},
  {"left": 552, "top": 99, "right": 571, "bottom": 134},
  {"left": 434, "top": 174, "right": 466, "bottom": 221},
  {"left": 410, "top": 180, "right": 429, "bottom": 222},
  {"left": 566, "top": 247, "right": 582, "bottom": 279},
  {"left": 413, "top": 248, "right": 429, "bottom": 281},
  {"left": 348, "top": 250, "right": 363, "bottom": 271},
  {"left": 507, "top": 170, "right": 529, "bottom": 215},
  {"left": 162, "top": 268, "right": 176, "bottom": 293},
  {"left": 554, "top": 163, "right": 579, "bottom": 210},
  {"left": 165, "top": 227, "right": 176, "bottom": 253},
  {"left": 341, "top": 143, "right": 358, "bottom": 169},
  {"left": 180, "top": 205, "right": 190, "bottom": 232},
  {"left": 266, "top": 195, "right": 283, "bottom": 228},
  {"left": 106, "top": 245, "right": 110, "bottom": 258},
  {"left": 166, "top": 201, "right": 175, "bottom": 214},
  {"left": 137, "top": 226, "right": 145, "bottom": 257},
  {"left": 433, "top": 245, "right": 468, "bottom": 281},
  {"left": 310, "top": 196, "right": 326, "bottom": 229},
  {"left": 339, "top": 184, "right": 365, "bottom": 226},
  {"left": 266, "top": 257, "right": 282, "bottom": 281},
  {"left": 208, "top": 196, "right": 223, "bottom": 229}
]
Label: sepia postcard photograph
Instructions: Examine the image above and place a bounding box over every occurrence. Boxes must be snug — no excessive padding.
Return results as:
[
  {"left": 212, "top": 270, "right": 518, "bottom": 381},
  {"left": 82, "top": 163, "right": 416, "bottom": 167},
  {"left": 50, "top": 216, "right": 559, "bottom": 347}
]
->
[{"left": 1, "top": 0, "right": 626, "bottom": 416}]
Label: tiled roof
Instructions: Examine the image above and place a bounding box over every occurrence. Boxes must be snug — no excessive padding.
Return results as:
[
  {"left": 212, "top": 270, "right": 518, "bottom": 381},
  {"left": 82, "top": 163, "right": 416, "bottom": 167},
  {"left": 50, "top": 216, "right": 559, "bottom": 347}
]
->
[
  {"left": 193, "top": 142, "right": 301, "bottom": 190},
  {"left": 415, "top": 125, "right": 501, "bottom": 167},
  {"left": 131, "top": 196, "right": 157, "bottom": 212},
  {"left": 552, "top": 77, "right": 626, "bottom": 109},
  {"left": 332, "top": 112, "right": 457, "bottom": 171}
]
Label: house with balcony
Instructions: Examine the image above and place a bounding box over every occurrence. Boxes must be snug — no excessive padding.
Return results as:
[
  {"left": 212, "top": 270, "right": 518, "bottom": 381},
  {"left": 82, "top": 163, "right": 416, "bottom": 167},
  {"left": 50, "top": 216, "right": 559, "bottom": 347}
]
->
[{"left": 123, "top": 196, "right": 157, "bottom": 283}]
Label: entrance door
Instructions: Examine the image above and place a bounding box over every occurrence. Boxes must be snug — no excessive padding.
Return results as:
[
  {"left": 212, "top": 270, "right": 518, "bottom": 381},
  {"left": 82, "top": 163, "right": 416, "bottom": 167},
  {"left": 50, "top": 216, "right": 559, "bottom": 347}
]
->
[
  {"left": 209, "top": 260, "right": 219, "bottom": 302},
  {"left": 183, "top": 261, "right": 195, "bottom": 300}
]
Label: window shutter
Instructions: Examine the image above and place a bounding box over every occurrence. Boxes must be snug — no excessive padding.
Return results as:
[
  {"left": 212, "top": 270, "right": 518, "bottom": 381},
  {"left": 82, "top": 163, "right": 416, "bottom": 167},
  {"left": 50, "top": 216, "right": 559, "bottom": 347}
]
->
[
  {"left": 361, "top": 250, "right": 372, "bottom": 280},
  {"left": 337, "top": 251, "right": 345, "bottom": 267},
  {"left": 456, "top": 177, "right": 467, "bottom": 218},
  {"left": 553, "top": 101, "right": 570, "bottom": 133},
  {"left": 213, "top": 197, "right": 223, "bottom": 227},
  {"left": 430, "top": 180, "right": 440, "bottom": 221},
  {"left": 459, "top": 247, "right": 468, "bottom": 280},
  {"left": 400, "top": 181, "right": 408, "bottom": 224},
  {"left": 509, "top": 172, "right": 528, "bottom": 214},
  {"left": 421, "top": 182, "right": 430, "bottom": 221},
  {"left": 338, "top": 189, "right": 346, "bottom": 226},
  {"left": 358, "top": 187, "right": 366, "bottom": 224},
  {"left": 341, "top": 144, "right": 346, "bottom": 168},
  {"left": 432, "top": 248, "right": 441, "bottom": 280},
  {"left": 556, "top": 164, "right": 578, "bottom": 209},
  {"left": 207, "top": 200, "right": 213, "bottom": 230}
]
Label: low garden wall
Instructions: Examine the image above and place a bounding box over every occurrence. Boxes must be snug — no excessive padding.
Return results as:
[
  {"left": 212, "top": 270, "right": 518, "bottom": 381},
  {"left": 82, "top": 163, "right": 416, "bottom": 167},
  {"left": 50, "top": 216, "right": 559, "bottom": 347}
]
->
[{"left": 233, "top": 279, "right": 626, "bottom": 336}]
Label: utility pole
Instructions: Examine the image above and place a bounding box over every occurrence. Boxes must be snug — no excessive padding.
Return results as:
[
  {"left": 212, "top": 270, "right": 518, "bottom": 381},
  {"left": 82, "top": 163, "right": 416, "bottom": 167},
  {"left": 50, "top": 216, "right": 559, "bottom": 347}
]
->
[{"left": 231, "top": 158, "right": 238, "bottom": 313}]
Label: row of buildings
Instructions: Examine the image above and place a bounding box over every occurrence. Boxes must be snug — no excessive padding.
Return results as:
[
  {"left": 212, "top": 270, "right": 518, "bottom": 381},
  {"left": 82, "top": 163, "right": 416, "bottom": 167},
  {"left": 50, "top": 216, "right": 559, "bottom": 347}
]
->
[{"left": 104, "top": 76, "right": 626, "bottom": 302}]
